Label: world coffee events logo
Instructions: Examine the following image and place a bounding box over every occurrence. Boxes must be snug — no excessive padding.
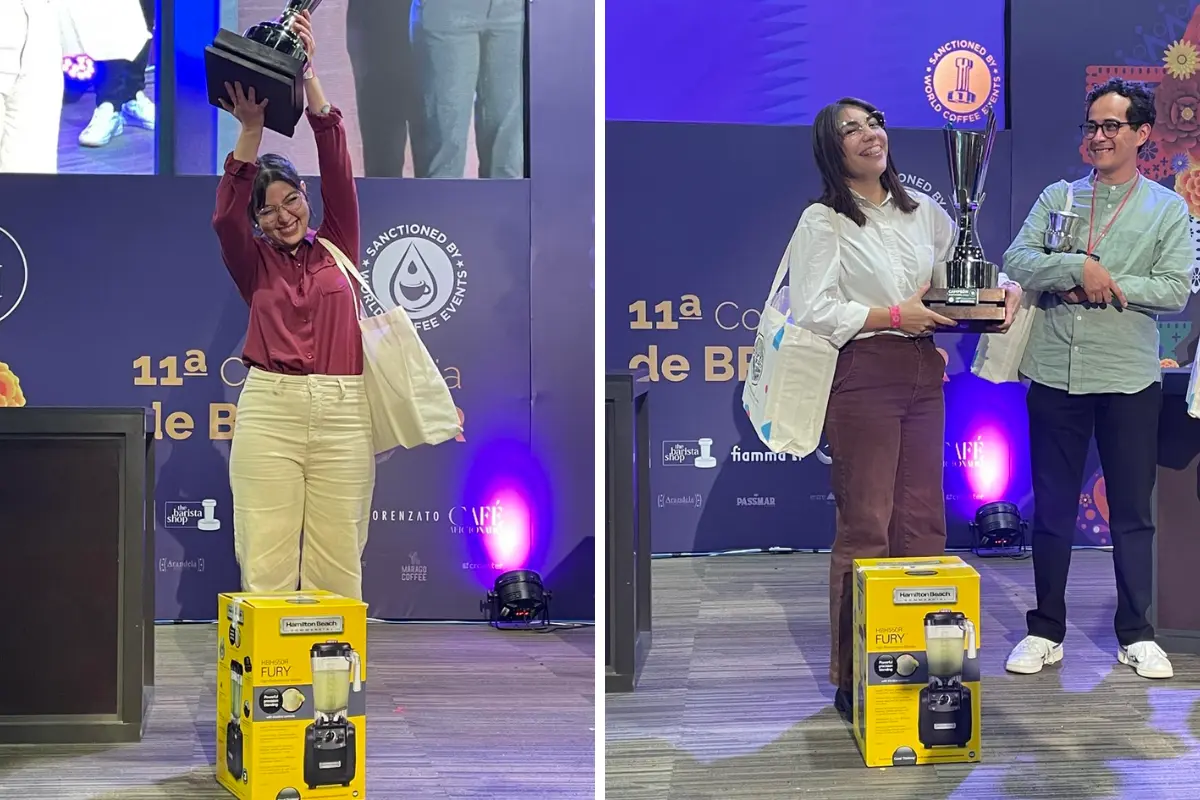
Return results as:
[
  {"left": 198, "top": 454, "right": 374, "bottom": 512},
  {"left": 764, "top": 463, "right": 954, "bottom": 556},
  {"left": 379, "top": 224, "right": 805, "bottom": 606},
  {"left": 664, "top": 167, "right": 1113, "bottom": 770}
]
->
[
  {"left": 925, "top": 39, "right": 1002, "bottom": 123},
  {"left": 360, "top": 223, "right": 468, "bottom": 332},
  {"left": 0, "top": 226, "right": 29, "bottom": 324}
]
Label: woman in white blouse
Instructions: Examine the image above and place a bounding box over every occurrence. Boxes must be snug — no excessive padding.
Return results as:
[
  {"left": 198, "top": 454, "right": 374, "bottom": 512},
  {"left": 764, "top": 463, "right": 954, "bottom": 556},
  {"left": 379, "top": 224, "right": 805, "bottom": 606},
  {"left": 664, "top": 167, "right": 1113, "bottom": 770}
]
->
[
  {"left": 0, "top": 0, "right": 62, "bottom": 173},
  {"left": 791, "top": 97, "right": 1019, "bottom": 720}
]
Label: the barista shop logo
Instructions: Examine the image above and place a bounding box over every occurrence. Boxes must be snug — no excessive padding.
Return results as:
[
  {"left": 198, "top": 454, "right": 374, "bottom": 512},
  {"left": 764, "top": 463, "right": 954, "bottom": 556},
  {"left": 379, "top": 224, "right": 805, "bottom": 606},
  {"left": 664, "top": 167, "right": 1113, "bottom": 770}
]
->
[
  {"left": 925, "top": 39, "right": 1002, "bottom": 123},
  {"left": 897, "top": 173, "right": 948, "bottom": 210},
  {"left": 0, "top": 226, "right": 29, "bottom": 324},
  {"left": 360, "top": 223, "right": 467, "bottom": 331},
  {"left": 401, "top": 552, "right": 428, "bottom": 582}
]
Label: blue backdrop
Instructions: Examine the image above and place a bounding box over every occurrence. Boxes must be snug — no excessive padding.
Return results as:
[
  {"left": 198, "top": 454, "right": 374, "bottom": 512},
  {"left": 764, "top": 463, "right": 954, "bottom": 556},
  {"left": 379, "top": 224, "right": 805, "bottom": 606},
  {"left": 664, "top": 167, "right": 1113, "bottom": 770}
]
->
[
  {"left": 0, "top": 0, "right": 595, "bottom": 622},
  {"left": 605, "top": 0, "right": 1200, "bottom": 555},
  {"left": 606, "top": 0, "right": 1006, "bottom": 129}
]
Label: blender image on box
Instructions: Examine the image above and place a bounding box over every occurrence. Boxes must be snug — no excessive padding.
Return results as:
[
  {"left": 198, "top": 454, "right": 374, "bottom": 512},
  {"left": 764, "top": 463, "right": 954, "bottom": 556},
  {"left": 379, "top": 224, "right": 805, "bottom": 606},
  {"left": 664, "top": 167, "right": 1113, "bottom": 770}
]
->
[
  {"left": 918, "top": 610, "right": 977, "bottom": 749},
  {"left": 227, "top": 660, "right": 245, "bottom": 780},
  {"left": 304, "top": 641, "right": 363, "bottom": 789}
]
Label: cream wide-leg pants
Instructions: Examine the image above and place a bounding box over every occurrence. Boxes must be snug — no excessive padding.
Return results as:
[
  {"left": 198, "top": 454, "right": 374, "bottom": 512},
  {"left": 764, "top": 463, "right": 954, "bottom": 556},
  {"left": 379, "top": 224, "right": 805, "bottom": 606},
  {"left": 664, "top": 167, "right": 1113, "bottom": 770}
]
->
[
  {"left": 229, "top": 368, "right": 375, "bottom": 600},
  {"left": 0, "top": 0, "right": 63, "bottom": 174}
]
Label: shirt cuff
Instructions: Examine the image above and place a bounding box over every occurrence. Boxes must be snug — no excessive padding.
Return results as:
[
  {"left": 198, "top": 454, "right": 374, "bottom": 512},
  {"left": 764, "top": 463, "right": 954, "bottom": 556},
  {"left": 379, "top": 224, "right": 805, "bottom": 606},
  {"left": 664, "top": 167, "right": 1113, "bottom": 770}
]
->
[
  {"left": 831, "top": 301, "right": 872, "bottom": 349},
  {"left": 306, "top": 105, "right": 343, "bottom": 129},
  {"left": 223, "top": 153, "right": 259, "bottom": 178}
]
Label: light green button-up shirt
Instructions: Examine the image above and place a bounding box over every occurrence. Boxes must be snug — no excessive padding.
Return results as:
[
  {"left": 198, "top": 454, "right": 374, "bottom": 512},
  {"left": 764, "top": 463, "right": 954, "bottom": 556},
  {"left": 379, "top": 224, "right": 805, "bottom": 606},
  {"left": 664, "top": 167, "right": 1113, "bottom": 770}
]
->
[{"left": 1002, "top": 173, "right": 1193, "bottom": 395}]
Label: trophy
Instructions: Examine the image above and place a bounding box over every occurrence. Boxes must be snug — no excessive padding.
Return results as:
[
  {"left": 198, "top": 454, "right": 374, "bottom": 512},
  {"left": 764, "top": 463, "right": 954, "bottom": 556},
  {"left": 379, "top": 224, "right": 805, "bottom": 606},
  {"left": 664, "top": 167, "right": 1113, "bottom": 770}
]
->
[
  {"left": 204, "top": 0, "right": 324, "bottom": 137},
  {"left": 1043, "top": 209, "right": 1084, "bottom": 253},
  {"left": 923, "top": 106, "right": 1007, "bottom": 330}
]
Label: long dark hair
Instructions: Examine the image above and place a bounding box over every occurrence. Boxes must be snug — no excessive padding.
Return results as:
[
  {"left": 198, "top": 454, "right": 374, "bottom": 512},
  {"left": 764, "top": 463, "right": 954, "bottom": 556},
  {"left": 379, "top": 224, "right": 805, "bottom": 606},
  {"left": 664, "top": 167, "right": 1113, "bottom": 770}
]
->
[
  {"left": 247, "top": 153, "right": 305, "bottom": 229},
  {"left": 811, "top": 97, "right": 917, "bottom": 227}
]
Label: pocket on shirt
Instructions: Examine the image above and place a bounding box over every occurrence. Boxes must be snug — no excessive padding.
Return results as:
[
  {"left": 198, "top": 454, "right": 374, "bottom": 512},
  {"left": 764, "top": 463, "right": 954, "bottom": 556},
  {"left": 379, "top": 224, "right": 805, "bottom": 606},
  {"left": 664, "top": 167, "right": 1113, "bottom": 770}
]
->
[{"left": 313, "top": 265, "right": 352, "bottom": 296}]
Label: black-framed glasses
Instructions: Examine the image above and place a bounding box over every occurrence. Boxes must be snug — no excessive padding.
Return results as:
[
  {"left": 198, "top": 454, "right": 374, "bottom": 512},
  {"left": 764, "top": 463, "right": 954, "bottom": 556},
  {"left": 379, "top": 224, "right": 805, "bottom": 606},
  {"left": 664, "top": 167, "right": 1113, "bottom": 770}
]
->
[
  {"left": 1079, "top": 120, "right": 1140, "bottom": 139},
  {"left": 256, "top": 192, "right": 305, "bottom": 225},
  {"left": 840, "top": 112, "right": 886, "bottom": 139}
]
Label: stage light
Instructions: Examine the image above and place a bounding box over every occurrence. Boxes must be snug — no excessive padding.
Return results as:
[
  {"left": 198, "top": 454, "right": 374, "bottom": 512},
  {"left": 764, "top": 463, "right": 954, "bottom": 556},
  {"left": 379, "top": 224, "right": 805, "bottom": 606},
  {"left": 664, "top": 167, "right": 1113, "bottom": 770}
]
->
[
  {"left": 62, "top": 55, "right": 95, "bottom": 83},
  {"left": 481, "top": 569, "right": 552, "bottom": 628},
  {"left": 970, "top": 501, "right": 1029, "bottom": 557}
]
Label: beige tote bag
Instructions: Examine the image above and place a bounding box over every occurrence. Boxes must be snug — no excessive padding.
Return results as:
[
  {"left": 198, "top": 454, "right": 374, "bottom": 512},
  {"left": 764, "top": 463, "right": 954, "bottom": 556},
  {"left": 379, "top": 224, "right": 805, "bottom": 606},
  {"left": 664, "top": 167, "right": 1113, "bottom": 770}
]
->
[
  {"left": 319, "top": 237, "right": 462, "bottom": 453},
  {"left": 971, "top": 290, "right": 1039, "bottom": 384}
]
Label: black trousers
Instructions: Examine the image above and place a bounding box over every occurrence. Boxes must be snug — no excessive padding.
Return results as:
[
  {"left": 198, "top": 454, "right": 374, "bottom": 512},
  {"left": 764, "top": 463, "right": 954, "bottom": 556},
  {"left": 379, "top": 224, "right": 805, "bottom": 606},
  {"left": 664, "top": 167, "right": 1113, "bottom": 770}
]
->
[
  {"left": 346, "top": 0, "right": 417, "bottom": 177},
  {"left": 1025, "top": 381, "right": 1160, "bottom": 647},
  {"left": 96, "top": 0, "right": 155, "bottom": 107}
]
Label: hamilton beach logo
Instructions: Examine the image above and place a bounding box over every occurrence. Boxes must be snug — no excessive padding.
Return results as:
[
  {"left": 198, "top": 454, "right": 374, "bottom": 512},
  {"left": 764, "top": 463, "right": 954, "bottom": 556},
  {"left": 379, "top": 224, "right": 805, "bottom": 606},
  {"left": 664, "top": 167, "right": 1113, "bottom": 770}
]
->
[
  {"left": 0, "top": 226, "right": 29, "bottom": 324},
  {"left": 925, "top": 39, "right": 1002, "bottom": 123},
  {"left": 360, "top": 224, "right": 467, "bottom": 331}
]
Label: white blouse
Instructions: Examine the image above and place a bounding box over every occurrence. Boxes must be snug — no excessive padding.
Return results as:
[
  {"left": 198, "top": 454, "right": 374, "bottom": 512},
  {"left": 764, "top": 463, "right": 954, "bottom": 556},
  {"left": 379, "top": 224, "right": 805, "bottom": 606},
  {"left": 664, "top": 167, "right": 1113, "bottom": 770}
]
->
[{"left": 788, "top": 189, "right": 958, "bottom": 348}]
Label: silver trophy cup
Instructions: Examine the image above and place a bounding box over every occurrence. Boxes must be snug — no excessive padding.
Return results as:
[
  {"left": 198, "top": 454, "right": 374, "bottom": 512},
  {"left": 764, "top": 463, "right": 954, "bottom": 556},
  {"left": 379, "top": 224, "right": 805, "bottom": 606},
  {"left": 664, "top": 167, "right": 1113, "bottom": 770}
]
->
[
  {"left": 1043, "top": 210, "right": 1083, "bottom": 254},
  {"left": 924, "top": 105, "right": 1007, "bottom": 330}
]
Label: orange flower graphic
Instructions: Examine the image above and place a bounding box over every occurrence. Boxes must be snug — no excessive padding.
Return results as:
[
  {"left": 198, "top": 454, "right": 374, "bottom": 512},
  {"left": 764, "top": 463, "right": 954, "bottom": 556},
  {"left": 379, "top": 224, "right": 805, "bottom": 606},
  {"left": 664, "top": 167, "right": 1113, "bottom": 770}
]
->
[
  {"left": 1176, "top": 162, "right": 1200, "bottom": 217},
  {"left": 0, "top": 361, "right": 26, "bottom": 407}
]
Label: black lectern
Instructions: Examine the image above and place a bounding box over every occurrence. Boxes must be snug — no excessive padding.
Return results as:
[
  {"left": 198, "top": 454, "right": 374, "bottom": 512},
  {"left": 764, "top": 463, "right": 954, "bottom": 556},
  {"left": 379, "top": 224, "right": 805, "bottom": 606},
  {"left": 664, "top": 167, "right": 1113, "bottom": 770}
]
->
[
  {"left": 605, "top": 371, "right": 653, "bottom": 693},
  {"left": 0, "top": 407, "right": 155, "bottom": 743}
]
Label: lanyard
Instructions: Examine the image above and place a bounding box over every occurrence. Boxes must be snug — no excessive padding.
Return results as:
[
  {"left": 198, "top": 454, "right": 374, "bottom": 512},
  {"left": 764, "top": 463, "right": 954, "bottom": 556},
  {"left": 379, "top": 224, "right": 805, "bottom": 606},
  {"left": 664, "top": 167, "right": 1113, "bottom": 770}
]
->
[{"left": 1085, "top": 172, "right": 1140, "bottom": 256}]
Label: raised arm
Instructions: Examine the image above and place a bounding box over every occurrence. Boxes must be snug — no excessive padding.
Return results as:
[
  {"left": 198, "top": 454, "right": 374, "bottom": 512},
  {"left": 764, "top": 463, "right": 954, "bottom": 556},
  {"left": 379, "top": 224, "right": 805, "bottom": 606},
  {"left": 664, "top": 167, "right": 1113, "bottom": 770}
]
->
[
  {"left": 1002, "top": 182, "right": 1088, "bottom": 292},
  {"left": 213, "top": 83, "right": 269, "bottom": 301},
  {"left": 1119, "top": 196, "right": 1192, "bottom": 315},
  {"left": 292, "top": 11, "right": 360, "bottom": 261}
]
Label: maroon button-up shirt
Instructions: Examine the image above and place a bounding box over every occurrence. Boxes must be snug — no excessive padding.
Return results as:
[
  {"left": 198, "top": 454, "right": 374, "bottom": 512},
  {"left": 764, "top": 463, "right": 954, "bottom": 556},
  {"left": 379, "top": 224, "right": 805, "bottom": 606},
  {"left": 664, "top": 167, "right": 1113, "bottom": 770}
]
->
[{"left": 212, "top": 106, "right": 364, "bottom": 376}]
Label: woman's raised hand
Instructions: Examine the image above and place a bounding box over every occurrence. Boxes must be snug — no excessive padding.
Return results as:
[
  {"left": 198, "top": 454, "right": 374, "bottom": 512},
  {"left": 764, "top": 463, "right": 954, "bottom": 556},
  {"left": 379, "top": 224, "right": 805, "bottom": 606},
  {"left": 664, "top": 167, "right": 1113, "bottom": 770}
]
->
[{"left": 218, "top": 82, "right": 268, "bottom": 132}]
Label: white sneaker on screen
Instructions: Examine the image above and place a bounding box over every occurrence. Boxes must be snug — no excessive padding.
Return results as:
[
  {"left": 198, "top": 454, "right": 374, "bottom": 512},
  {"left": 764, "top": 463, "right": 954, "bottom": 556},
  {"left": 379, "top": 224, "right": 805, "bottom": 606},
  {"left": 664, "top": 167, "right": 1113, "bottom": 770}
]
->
[
  {"left": 1005, "top": 635, "right": 1063, "bottom": 674},
  {"left": 1118, "top": 641, "right": 1173, "bottom": 679}
]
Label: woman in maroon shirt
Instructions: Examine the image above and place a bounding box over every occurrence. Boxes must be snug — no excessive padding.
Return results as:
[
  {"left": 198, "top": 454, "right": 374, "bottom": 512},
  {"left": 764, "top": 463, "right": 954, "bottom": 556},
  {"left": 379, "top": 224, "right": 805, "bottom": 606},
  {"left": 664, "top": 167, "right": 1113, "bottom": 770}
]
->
[{"left": 211, "top": 12, "right": 372, "bottom": 601}]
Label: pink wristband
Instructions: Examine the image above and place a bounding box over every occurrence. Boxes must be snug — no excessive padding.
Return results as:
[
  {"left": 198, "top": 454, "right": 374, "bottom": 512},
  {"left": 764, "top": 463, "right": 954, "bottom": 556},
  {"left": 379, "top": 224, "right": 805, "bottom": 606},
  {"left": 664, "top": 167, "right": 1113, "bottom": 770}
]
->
[{"left": 889, "top": 305, "right": 902, "bottom": 329}]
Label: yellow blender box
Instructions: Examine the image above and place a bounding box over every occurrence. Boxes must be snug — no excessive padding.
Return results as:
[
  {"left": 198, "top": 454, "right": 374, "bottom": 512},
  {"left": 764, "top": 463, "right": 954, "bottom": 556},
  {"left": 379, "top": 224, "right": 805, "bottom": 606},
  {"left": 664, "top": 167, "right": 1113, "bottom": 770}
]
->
[
  {"left": 851, "top": 556, "right": 981, "bottom": 768},
  {"left": 216, "top": 591, "right": 368, "bottom": 800}
]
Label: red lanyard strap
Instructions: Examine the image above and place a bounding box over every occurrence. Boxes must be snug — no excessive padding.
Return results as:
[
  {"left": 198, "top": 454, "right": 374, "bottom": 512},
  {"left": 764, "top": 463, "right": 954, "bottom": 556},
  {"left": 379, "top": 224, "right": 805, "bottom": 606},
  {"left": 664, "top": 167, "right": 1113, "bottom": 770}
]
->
[{"left": 1085, "top": 173, "right": 1139, "bottom": 256}]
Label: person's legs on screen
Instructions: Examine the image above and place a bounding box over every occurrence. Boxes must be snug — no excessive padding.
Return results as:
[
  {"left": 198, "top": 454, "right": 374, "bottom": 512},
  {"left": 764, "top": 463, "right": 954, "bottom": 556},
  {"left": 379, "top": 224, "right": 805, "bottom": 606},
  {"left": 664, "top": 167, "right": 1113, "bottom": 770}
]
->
[
  {"left": 229, "top": 372, "right": 308, "bottom": 592},
  {"left": 298, "top": 377, "right": 374, "bottom": 601},
  {"left": 80, "top": 0, "right": 155, "bottom": 147},
  {"left": 476, "top": 0, "right": 525, "bottom": 178},
  {"left": 347, "top": 0, "right": 415, "bottom": 177},
  {"left": 411, "top": 0, "right": 483, "bottom": 178}
]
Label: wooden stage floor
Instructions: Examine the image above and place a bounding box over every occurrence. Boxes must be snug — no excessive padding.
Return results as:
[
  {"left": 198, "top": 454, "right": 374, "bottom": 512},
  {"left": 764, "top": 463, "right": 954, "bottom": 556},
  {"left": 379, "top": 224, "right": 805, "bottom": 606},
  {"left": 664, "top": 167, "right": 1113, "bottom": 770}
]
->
[
  {"left": 0, "top": 623, "right": 594, "bottom": 799},
  {"left": 606, "top": 550, "right": 1200, "bottom": 800}
]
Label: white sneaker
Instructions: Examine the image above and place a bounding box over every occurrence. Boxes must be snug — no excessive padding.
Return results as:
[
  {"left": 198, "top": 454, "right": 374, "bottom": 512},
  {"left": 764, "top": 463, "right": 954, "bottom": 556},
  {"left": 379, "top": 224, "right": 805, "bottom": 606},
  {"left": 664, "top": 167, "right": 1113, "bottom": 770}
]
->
[
  {"left": 122, "top": 91, "right": 155, "bottom": 130},
  {"left": 1005, "top": 635, "right": 1064, "bottom": 674},
  {"left": 1118, "top": 641, "right": 1173, "bottom": 679},
  {"left": 79, "top": 103, "right": 123, "bottom": 147}
]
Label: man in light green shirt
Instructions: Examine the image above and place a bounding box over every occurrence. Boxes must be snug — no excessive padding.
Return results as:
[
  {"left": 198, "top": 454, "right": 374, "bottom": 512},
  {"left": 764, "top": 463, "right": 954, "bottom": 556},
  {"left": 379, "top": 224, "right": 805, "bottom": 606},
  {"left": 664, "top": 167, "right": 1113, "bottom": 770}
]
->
[{"left": 1000, "top": 78, "right": 1192, "bottom": 681}]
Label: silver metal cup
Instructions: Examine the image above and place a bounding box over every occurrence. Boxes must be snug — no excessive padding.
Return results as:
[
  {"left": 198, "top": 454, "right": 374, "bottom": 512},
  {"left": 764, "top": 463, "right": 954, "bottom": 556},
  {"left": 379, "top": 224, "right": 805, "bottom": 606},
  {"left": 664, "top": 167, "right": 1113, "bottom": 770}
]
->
[
  {"left": 943, "top": 106, "right": 1000, "bottom": 291},
  {"left": 1043, "top": 210, "right": 1082, "bottom": 254}
]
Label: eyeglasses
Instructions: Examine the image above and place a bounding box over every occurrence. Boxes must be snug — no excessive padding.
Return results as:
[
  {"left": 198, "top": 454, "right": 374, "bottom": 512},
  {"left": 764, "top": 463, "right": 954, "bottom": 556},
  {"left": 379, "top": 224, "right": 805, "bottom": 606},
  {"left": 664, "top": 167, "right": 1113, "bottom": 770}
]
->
[
  {"left": 840, "top": 112, "right": 886, "bottom": 140},
  {"left": 256, "top": 192, "right": 305, "bottom": 225},
  {"left": 1079, "top": 120, "right": 1140, "bottom": 139}
]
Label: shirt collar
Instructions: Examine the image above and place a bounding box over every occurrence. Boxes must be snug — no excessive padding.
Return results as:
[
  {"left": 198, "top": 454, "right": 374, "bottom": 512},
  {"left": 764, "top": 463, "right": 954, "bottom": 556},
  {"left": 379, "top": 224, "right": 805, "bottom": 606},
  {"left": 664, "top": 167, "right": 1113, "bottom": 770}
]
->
[
  {"left": 1089, "top": 169, "right": 1140, "bottom": 193},
  {"left": 850, "top": 187, "right": 895, "bottom": 208}
]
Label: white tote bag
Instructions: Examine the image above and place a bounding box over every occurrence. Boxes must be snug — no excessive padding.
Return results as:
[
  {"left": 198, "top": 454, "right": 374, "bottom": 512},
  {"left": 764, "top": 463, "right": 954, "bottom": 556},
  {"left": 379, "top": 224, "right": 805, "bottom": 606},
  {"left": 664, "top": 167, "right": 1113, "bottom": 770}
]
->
[
  {"left": 58, "top": 0, "right": 152, "bottom": 62},
  {"left": 319, "top": 238, "right": 462, "bottom": 454},
  {"left": 971, "top": 290, "right": 1040, "bottom": 384},
  {"left": 742, "top": 222, "right": 840, "bottom": 458},
  {"left": 1187, "top": 356, "right": 1200, "bottom": 419}
]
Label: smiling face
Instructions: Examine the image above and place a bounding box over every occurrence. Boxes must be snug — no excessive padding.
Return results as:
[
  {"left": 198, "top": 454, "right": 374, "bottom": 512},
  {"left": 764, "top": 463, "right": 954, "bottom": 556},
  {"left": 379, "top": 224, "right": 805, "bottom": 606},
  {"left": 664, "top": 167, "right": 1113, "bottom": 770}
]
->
[
  {"left": 1085, "top": 92, "right": 1150, "bottom": 177},
  {"left": 256, "top": 180, "right": 310, "bottom": 248},
  {"left": 838, "top": 105, "right": 889, "bottom": 182}
]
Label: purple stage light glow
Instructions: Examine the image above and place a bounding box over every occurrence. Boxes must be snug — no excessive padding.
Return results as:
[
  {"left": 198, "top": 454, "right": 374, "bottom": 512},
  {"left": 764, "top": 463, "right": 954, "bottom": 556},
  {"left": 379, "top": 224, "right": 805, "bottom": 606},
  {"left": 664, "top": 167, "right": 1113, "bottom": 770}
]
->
[{"left": 458, "top": 438, "right": 553, "bottom": 589}]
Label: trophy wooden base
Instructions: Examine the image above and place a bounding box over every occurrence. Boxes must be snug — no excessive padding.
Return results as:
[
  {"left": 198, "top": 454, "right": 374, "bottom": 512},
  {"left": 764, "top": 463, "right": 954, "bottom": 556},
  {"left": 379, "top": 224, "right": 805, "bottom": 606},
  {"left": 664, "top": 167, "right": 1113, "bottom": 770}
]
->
[
  {"left": 924, "top": 287, "right": 1007, "bottom": 333},
  {"left": 205, "top": 30, "right": 306, "bottom": 137}
]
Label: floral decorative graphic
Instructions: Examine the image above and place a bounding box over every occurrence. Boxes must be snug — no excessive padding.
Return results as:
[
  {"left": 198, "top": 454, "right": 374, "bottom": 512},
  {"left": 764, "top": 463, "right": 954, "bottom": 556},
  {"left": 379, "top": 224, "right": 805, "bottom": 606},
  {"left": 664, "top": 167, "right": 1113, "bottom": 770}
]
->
[
  {"left": 1164, "top": 39, "right": 1199, "bottom": 79},
  {"left": 1155, "top": 74, "right": 1200, "bottom": 156},
  {"left": 1172, "top": 152, "right": 1190, "bottom": 172},
  {"left": 1175, "top": 158, "right": 1200, "bottom": 215},
  {"left": 0, "top": 361, "right": 25, "bottom": 407}
]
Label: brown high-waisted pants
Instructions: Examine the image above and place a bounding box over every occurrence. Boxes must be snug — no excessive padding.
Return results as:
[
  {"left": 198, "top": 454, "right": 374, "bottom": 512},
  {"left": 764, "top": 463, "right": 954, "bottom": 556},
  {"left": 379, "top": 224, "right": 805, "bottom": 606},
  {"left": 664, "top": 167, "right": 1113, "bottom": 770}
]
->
[{"left": 824, "top": 334, "right": 948, "bottom": 691}]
